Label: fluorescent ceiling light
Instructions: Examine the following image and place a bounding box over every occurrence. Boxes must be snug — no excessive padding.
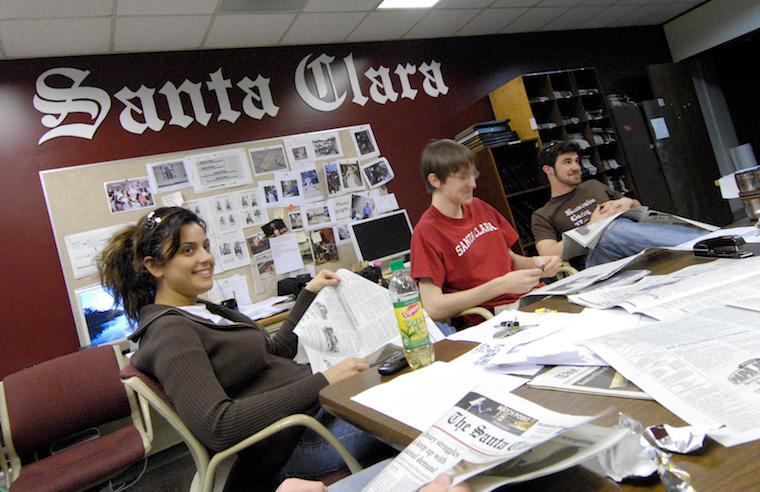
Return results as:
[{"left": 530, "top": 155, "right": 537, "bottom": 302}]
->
[{"left": 377, "top": 0, "right": 440, "bottom": 9}]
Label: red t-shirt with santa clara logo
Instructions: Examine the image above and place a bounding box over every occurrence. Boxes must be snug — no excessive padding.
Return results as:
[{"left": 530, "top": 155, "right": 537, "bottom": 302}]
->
[{"left": 410, "top": 198, "right": 521, "bottom": 310}]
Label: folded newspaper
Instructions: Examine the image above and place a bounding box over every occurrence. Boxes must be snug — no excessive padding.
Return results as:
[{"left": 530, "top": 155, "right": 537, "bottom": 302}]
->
[
  {"left": 293, "top": 269, "right": 443, "bottom": 373},
  {"left": 527, "top": 366, "right": 652, "bottom": 400},
  {"left": 561, "top": 206, "right": 716, "bottom": 259},
  {"left": 362, "top": 382, "right": 627, "bottom": 491}
]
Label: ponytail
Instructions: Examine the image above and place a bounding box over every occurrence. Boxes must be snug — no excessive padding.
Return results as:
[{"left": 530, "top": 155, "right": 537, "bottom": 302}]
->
[{"left": 98, "top": 207, "right": 206, "bottom": 322}]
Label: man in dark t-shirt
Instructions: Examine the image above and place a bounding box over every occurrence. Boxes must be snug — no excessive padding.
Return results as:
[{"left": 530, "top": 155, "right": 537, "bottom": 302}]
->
[{"left": 532, "top": 141, "right": 704, "bottom": 267}]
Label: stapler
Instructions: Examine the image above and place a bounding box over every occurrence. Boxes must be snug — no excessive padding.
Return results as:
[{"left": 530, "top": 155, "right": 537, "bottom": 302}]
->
[{"left": 693, "top": 235, "right": 754, "bottom": 259}]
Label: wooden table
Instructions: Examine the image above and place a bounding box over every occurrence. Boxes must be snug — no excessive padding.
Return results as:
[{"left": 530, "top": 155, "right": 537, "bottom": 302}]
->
[{"left": 319, "top": 250, "right": 758, "bottom": 491}]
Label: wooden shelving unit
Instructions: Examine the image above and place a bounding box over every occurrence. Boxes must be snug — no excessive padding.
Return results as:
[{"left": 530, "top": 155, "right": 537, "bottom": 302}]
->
[
  {"left": 472, "top": 139, "right": 547, "bottom": 255},
  {"left": 488, "top": 67, "right": 637, "bottom": 197}
]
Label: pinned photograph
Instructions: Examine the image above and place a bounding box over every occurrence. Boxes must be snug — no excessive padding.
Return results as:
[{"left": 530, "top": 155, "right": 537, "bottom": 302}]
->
[
  {"left": 249, "top": 145, "right": 289, "bottom": 176},
  {"left": 351, "top": 195, "right": 376, "bottom": 220},
  {"left": 299, "top": 166, "right": 323, "bottom": 202},
  {"left": 236, "top": 188, "right": 265, "bottom": 226},
  {"left": 246, "top": 231, "right": 271, "bottom": 256},
  {"left": 276, "top": 171, "right": 302, "bottom": 205},
  {"left": 360, "top": 157, "right": 395, "bottom": 189},
  {"left": 284, "top": 135, "right": 314, "bottom": 165},
  {"left": 105, "top": 177, "right": 155, "bottom": 213},
  {"left": 338, "top": 159, "right": 364, "bottom": 192},
  {"left": 310, "top": 227, "right": 339, "bottom": 265},
  {"left": 324, "top": 162, "right": 342, "bottom": 197},
  {"left": 288, "top": 210, "right": 305, "bottom": 231},
  {"left": 303, "top": 202, "right": 334, "bottom": 229},
  {"left": 296, "top": 231, "right": 313, "bottom": 264},
  {"left": 260, "top": 180, "right": 281, "bottom": 208},
  {"left": 351, "top": 125, "right": 379, "bottom": 159},
  {"left": 310, "top": 131, "right": 343, "bottom": 159},
  {"left": 335, "top": 222, "right": 352, "bottom": 246},
  {"left": 209, "top": 193, "right": 241, "bottom": 234},
  {"left": 215, "top": 230, "right": 251, "bottom": 271},
  {"left": 251, "top": 250, "right": 277, "bottom": 294},
  {"left": 146, "top": 158, "right": 192, "bottom": 194}
]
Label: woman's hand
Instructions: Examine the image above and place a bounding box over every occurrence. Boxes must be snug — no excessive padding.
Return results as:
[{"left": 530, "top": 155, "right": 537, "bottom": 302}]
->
[
  {"left": 275, "top": 478, "right": 326, "bottom": 492},
  {"left": 304, "top": 269, "right": 340, "bottom": 293},
  {"left": 323, "top": 357, "right": 369, "bottom": 384}
]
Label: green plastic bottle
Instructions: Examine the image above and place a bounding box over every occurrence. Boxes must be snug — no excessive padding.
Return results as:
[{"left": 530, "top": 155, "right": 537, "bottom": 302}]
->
[{"left": 388, "top": 259, "right": 434, "bottom": 369}]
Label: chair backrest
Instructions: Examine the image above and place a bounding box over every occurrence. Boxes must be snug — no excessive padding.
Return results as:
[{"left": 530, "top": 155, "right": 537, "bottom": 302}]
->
[
  {"left": 119, "top": 363, "right": 211, "bottom": 491},
  {"left": 0, "top": 346, "right": 134, "bottom": 462}
]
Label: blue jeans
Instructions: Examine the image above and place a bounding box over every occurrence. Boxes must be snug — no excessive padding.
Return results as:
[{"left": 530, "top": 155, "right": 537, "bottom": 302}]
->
[
  {"left": 277, "top": 408, "right": 394, "bottom": 481},
  {"left": 585, "top": 218, "right": 705, "bottom": 267}
]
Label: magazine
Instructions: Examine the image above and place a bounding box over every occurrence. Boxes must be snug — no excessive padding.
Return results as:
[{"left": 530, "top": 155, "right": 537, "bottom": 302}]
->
[
  {"left": 561, "top": 206, "right": 717, "bottom": 259},
  {"left": 527, "top": 365, "right": 652, "bottom": 400},
  {"left": 293, "top": 269, "right": 443, "bottom": 372},
  {"left": 361, "top": 381, "right": 627, "bottom": 492}
]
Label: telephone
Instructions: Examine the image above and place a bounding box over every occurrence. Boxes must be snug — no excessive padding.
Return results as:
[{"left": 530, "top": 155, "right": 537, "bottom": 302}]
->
[{"left": 693, "top": 235, "right": 754, "bottom": 259}]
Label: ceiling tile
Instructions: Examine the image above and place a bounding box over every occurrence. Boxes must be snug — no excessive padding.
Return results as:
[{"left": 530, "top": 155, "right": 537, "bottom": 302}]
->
[
  {"left": 280, "top": 12, "right": 366, "bottom": 45},
  {"left": 115, "top": 16, "right": 211, "bottom": 53},
  {"left": 576, "top": 4, "right": 636, "bottom": 28},
  {"left": 404, "top": 9, "right": 480, "bottom": 39},
  {"left": 0, "top": 0, "right": 112, "bottom": 19},
  {"left": 303, "top": 0, "right": 380, "bottom": 12},
  {"left": 501, "top": 6, "right": 567, "bottom": 32},
  {"left": 634, "top": 4, "right": 674, "bottom": 25},
  {"left": 611, "top": 4, "right": 663, "bottom": 26},
  {"left": 536, "top": 0, "right": 582, "bottom": 6},
  {"left": 456, "top": 8, "right": 528, "bottom": 36},
  {"left": 576, "top": 0, "right": 618, "bottom": 5},
  {"left": 347, "top": 10, "right": 426, "bottom": 42},
  {"left": 648, "top": 3, "right": 694, "bottom": 23},
  {"left": 435, "top": 0, "right": 495, "bottom": 8},
  {"left": 491, "top": 0, "right": 541, "bottom": 7},
  {"left": 117, "top": 0, "right": 217, "bottom": 16},
  {"left": 1, "top": 17, "right": 111, "bottom": 58},
  {"left": 205, "top": 13, "right": 295, "bottom": 47},
  {"left": 540, "top": 5, "right": 605, "bottom": 30}
]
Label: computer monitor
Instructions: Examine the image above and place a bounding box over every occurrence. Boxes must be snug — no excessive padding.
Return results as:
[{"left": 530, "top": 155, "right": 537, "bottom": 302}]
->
[
  {"left": 349, "top": 209, "right": 413, "bottom": 263},
  {"left": 73, "top": 283, "right": 136, "bottom": 348}
]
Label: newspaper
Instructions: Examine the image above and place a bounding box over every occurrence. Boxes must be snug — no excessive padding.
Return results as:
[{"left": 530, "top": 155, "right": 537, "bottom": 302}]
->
[
  {"left": 585, "top": 305, "right": 760, "bottom": 447},
  {"left": 525, "top": 250, "right": 647, "bottom": 297},
  {"left": 561, "top": 207, "right": 716, "bottom": 259},
  {"left": 568, "top": 256, "right": 760, "bottom": 320},
  {"left": 294, "top": 269, "right": 442, "bottom": 372},
  {"left": 527, "top": 366, "right": 652, "bottom": 400},
  {"left": 362, "top": 381, "right": 626, "bottom": 492}
]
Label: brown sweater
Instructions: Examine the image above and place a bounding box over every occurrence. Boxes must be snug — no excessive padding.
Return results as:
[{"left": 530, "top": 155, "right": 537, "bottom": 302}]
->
[{"left": 129, "top": 290, "right": 328, "bottom": 452}]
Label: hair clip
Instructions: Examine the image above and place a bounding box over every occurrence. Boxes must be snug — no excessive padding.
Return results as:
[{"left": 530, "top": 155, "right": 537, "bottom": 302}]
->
[{"left": 145, "top": 211, "right": 163, "bottom": 230}]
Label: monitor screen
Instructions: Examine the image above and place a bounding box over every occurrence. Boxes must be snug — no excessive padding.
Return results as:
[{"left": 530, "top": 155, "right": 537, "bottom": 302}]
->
[
  {"left": 349, "top": 209, "right": 413, "bottom": 263},
  {"left": 73, "top": 284, "right": 136, "bottom": 348}
]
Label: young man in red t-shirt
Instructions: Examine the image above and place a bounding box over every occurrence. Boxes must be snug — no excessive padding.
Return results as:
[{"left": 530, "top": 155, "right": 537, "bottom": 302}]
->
[{"left": 410, "top": 139, "right": 561, "bottom": 322}]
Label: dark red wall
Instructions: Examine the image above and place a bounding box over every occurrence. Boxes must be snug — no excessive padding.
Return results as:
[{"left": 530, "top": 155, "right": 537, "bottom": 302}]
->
[{"left": 0, "top": 27, "right": 671, "bottom": 377}]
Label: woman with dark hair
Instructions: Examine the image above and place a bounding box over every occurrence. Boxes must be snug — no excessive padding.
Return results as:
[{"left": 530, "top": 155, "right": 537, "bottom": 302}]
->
[{"left": 99, "top": 207, "right": 390, "bottom": 491}]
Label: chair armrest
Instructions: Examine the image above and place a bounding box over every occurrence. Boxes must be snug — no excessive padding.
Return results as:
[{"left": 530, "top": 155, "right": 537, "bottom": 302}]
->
[
  {"left": 457, "top": 307, "right": 494, "bottom": 321},
  {"left": 205, "top": 414, "right": 363, "bottom": 492}
]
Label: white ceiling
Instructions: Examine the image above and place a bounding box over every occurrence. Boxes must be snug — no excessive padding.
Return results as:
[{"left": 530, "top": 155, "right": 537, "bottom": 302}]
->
[{"left": 0, "top": 0, "right": 707, "bottom": 60}]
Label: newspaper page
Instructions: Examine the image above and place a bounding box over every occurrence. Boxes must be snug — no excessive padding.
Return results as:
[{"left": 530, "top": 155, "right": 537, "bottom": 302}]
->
[
  {"left": 362, "top": 382, "right": 617, "bottom": 492},
  {"left": 527, "top": 366, "right": 652, "bottom": 400},
  {"left": 585, "top": 305, "right": 760, "bottom": 447},
  {"left": 561, "top": 207, "right": 715, "bottom": 259},
  {"left": 526, "top": 251, "right": 646, "bottom": 297},
  {"left": 569, "top": 256, "right": 760, "bottom": 320},
  {"left": 294, "top": 269, "right": 443, "bottom": 372}
]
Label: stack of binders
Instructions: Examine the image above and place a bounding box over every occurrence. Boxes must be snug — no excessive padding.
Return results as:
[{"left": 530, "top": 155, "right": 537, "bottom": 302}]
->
[{"left": 455, "top": 119, "right": 519, "bottom": 152}]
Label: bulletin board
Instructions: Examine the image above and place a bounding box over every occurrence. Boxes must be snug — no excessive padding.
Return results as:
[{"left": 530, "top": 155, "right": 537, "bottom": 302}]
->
[{"left": 40, "top": 124, "right": 399, "bottom": 346}]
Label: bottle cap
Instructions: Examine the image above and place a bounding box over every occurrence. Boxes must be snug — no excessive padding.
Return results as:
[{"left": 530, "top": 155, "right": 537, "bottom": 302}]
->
[{"left": 389, "top": 259, "right": 405, "bottom": 272}]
